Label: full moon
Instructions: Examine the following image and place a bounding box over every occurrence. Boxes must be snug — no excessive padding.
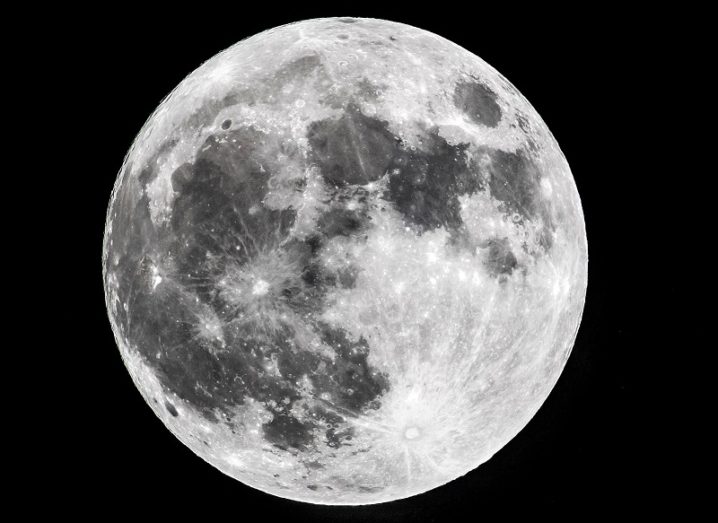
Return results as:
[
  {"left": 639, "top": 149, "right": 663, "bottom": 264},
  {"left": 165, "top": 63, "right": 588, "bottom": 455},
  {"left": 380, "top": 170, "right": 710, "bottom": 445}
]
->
[{"left": 103, "top": 18, "right": 587, "bottom": 505}]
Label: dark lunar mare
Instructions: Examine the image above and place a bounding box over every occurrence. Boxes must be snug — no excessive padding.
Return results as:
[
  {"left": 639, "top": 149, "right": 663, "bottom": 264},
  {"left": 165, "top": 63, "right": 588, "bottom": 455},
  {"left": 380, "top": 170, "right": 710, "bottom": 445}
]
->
[
  {"left": 307, "top": 104, "right": 399, "bottom": 187},
  {"left": 107, "top": 123, "right": 389, "bottom": 454},
  {"left": 481, "top": 147, "right": 555, "bottom": 251},
  {"left": 485, "top": 238, "right": 519, "bottom": 276},
  {"left": 385, "top": 130, "right": 485, "bottom": 233}
]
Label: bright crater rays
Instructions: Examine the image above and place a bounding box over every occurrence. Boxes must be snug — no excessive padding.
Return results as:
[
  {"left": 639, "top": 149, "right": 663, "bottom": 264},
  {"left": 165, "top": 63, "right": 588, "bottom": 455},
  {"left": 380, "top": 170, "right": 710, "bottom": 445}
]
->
[{"left": 103, "top": 17, "right": 587, "bottom": 505}]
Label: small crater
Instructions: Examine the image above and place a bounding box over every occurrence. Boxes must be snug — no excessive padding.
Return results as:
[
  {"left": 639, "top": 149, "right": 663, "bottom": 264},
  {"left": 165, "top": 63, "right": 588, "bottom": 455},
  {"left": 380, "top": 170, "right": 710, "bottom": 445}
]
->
[
  {"left": 221, "top": 119, "right": 232, "bottom": 130},
  {"left": 404, "top": 426, "right": 421, "bottom": 440},
  {"left": 164, "top": 401, "right": 178, "bottom": 417},
  {"left": 305, "top": 460, "right": 325, "bottom": 470}
]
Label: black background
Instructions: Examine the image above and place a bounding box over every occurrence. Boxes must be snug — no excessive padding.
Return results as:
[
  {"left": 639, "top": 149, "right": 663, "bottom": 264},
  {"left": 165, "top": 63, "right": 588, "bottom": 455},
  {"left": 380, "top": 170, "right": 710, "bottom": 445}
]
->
[{"left": 49, "top": 5, "right": 680, "bottom": 520}]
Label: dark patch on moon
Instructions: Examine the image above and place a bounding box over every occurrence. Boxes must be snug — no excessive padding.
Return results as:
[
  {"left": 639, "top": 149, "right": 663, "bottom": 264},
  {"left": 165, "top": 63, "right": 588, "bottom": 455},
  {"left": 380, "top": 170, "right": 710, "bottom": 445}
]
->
[
  {"left": 286, "top": 205, "right": 368, "bottom": 296},
  {"left": 304, "top": 235, "right": 323, "bottom": 257},
  {"left": 304, "top": 460, "right": 325, "bottom": 470},
  {"left": 355, "top": 78, "right": 384, "bottom": 101},
  {"left": 516, "top": 113, "right": 530, "bottom": 133},
  {"left": 311, "top": 406, "right": 352, "bottom": 449},
  {"left": 108, "top": 125, "right": 389, "bottom": 449},
  {"left": 272, "top": 54, "right": 323, "bottom": 87},
  {"left": 215, "top": 55, "right": 326, "bottom": 110},
  {"left": 317, "top": 208, "right": 366, "bottom": 238},
  {"left": 485, "top": 238, "right": 518, "bottom": 276},
  {"left": 263, "top": 413, "right": 315, "bottom": 451},
  {"left": 479, "top": 148, "right": 554, "bottom": 250},
  {"left": 454, "top": 80, "right": 502, "bottom": 128},
  {"left": 300, "top": 263, "right": 322, "bottom": 287},
  {"left": 326, "top": 265, "right": 359, "bottom": 290},
  {"left": 221, "top": 119, "right": 232, "bottom": 130},
  {"left": 385, "top": 130, "right": 484, "bottom": 233},
  {"left": 307, "top": 104, "right": 398, "bottom": 187},
  {"left": 165, "top": 401, "right": 179, "bottom": 417},
  {"left": 358, "top": 485, "right": 384, "bottom": 493},
  {"left": 258, "top": 322, "right": 390, "bottom": 451},
  {"left": 483, "top": 149, "right": 541, "bottom": 220},
  {"left": 312, "top": 324, "right": 390, "bottom": 412}
]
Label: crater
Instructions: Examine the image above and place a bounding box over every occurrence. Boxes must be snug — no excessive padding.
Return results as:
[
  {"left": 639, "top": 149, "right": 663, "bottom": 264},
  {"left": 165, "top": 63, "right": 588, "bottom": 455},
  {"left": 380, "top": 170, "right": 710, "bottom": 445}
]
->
[
  {"left": 454, "top": 80, "right": 502, "bottom": 127},
  {"left": 165, "top": 401, "right": 179, "bottom": 417},
  {"left": 404, "top": 426, "right": 421, "bottom": 440}
]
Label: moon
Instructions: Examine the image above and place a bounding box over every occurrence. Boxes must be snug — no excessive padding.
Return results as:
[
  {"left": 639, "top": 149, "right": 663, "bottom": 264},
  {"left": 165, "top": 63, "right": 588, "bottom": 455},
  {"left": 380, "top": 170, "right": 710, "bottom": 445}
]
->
[{"left": 103, "top": 17, "right": 587, "bottom": 505}]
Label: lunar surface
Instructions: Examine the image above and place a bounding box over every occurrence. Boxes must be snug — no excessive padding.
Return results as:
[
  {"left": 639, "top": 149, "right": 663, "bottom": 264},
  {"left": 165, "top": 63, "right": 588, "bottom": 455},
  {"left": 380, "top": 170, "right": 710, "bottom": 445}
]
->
[{"left": 103, "top": 17, "right": 587, "bottom": 505}]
